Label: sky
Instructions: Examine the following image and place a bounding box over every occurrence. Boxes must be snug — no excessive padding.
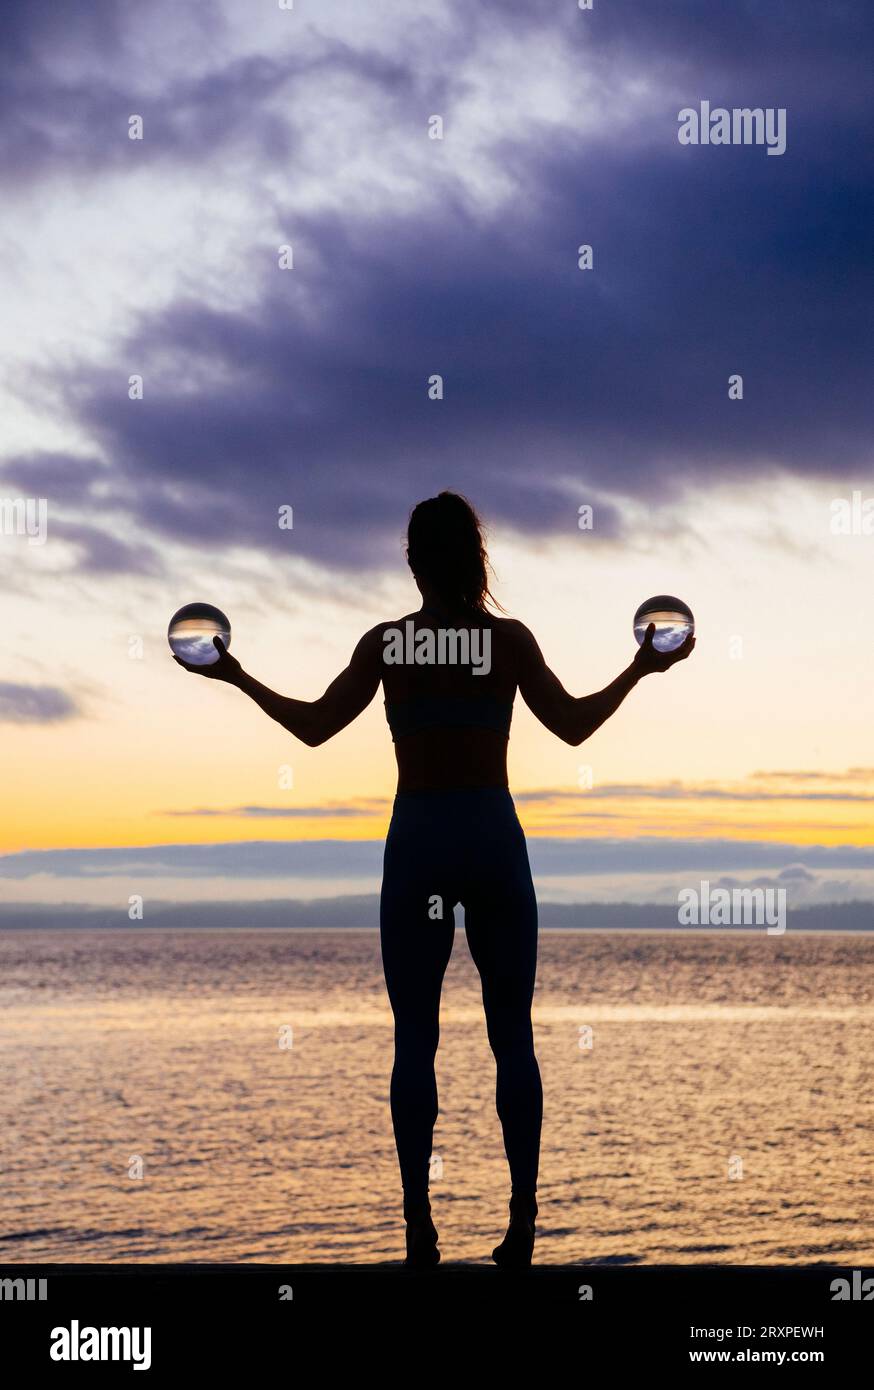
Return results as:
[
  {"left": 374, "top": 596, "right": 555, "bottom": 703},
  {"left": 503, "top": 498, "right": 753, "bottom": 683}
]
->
[{"left": 1, "top": 0, "right": 873, "bottom": 914}]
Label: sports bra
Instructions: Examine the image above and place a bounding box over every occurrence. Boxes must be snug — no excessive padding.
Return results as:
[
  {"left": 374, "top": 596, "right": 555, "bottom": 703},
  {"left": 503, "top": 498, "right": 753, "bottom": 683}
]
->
[{"left": 384, "top": 694, "right": 514, "bottom": 742}]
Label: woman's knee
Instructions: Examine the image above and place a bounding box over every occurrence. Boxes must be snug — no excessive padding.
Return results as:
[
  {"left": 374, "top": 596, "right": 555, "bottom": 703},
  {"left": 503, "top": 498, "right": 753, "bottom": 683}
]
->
[
  {"left": 393, "top": 1021, "right": 440, "bottom": 1063},
  {"left": 487, "top": 1020, "right": 536, "bottom": 1064}
]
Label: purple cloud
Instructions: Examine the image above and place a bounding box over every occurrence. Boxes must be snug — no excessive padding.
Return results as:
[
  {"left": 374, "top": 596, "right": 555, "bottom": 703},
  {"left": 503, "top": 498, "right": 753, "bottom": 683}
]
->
[
  {"left": 0, "top": 683, "right": 80, "bottom": 724},
  {"left": 1, "top": 0, "right": 871, "bottom": 577}
]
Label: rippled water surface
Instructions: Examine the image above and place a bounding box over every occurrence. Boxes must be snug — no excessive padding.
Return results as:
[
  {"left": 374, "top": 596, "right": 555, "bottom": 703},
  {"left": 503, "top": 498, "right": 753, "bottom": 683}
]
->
[{"left": 1, "top": 928, "right": 872, "bottom": 1265}]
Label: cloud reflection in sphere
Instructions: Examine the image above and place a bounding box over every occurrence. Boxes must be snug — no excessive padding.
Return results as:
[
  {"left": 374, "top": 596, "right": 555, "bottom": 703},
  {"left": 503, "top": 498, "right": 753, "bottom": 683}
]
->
[
  {"left": 168, "top": 603, "right": 231, "bottom": 666},
  {"left": 633, "top": 596, "right": 694, "bottom": 653}
]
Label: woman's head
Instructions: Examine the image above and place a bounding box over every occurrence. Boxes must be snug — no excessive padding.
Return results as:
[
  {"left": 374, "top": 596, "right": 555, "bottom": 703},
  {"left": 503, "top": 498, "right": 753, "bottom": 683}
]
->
[{"left": 405, "top": 491, "right": 500, "bottom": 613}]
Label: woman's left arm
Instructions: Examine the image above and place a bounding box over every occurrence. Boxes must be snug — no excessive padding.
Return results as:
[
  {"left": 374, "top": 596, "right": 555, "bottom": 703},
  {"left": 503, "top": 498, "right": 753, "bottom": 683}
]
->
[{"left": 516, "top": 621, "right": 695, "bottom": 746}]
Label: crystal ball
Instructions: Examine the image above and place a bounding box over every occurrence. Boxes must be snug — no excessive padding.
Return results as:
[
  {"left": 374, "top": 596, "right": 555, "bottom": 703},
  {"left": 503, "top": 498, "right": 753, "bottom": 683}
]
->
[
  {"left": 168, "top": 603, "right": 231, "bottom": 666},
  {"left": 633, "top": 595, "right": 694, "bottom": 653}
]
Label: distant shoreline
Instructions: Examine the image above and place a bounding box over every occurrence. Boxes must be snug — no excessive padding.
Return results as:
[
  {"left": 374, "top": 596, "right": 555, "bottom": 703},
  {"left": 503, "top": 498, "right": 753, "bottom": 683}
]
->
[
  {"left": 2, "top": 925, "right": 873, "bottom": 936},
  {"left": 1, "top": 899, "right": 872, "bottom": 932}
]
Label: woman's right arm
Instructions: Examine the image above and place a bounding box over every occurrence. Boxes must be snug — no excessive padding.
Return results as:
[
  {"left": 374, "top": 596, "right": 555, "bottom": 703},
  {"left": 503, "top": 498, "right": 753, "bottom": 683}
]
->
[
  {"left": 514, "top": 620, "right": 694, "bottom": 746},
  {"left": 174, "top": 627, "right": 383, "bottom": 746}
]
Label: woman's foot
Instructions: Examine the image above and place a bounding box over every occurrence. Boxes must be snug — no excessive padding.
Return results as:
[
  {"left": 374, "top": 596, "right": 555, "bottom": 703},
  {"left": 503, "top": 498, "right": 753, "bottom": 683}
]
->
[
  {"left": 492, "top": 1193, "right": 537, "bottom": 1269},
  {"left": 403, "top": 1197, "right": 440, "bottom": 1268}
]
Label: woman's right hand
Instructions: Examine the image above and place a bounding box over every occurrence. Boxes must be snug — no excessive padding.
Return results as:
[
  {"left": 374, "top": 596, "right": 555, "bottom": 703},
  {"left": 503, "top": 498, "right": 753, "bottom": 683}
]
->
[
  {"left": 173, "top": 636, "right": 243, "bottom": 684},
  {"left": 633, "top": 623, "right": 696, "bottom": 676}
]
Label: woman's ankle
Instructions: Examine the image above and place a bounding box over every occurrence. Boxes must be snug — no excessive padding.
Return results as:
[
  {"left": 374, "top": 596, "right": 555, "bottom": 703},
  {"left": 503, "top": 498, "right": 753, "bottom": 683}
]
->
[
  {"left": 509, "top": 1190, "right": 538, "bottom": 1219},
  {"left": 403, "top": 1193, "right": 432, "bottom": 1221}
]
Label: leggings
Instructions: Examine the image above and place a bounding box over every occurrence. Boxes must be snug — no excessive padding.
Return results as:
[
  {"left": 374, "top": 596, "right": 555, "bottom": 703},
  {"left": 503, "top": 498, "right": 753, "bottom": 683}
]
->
[{"left": 380, "top": 787, "right": 542, "bottom": 1204}]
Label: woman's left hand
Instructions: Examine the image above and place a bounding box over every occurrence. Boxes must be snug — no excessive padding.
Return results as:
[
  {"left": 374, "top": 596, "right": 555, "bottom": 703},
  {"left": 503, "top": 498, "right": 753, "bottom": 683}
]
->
[
  {"left": 173, "top": 636, "right": 243, "bottom": 684},
  {"left": 633, "top": 624, "right": 696, "bottom": 676}
]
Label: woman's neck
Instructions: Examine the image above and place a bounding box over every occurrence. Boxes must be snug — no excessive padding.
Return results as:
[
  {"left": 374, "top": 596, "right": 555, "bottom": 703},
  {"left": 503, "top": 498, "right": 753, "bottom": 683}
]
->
[{"left": 419, "top": 600, "right": 480, "bottom": 623}]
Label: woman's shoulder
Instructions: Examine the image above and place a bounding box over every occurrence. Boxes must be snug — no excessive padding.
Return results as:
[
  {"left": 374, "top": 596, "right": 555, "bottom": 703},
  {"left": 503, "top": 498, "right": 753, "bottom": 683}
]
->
[{"left": 489, "top": 615, "right": 536, "bottom": 648}]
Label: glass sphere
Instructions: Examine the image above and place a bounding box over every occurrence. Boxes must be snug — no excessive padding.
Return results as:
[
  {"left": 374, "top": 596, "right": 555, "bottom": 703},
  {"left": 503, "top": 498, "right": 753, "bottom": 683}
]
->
[
  {"left": 168, "top": 603, "right": 231, "bottom": 666},
  {"left": 633, "top": 595, "right": 694, "bottom": 653}
]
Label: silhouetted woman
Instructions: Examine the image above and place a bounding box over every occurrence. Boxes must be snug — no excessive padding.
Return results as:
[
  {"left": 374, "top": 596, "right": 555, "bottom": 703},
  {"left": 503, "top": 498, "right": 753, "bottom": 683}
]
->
[{"left": 174, "top": 492, "right": 694, "bottom": 1267}]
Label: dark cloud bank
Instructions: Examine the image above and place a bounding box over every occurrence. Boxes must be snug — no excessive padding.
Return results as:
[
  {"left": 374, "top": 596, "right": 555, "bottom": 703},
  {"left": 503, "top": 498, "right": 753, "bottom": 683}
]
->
[{"left": 1, "top": 1, "right": 871, "bottom": 578}]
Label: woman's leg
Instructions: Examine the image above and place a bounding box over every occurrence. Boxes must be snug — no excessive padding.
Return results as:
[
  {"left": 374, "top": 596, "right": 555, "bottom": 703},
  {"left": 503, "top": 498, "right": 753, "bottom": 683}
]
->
[
  {"left": 462, "top": 801, "right": 542, "bottom": 1264},
  {"left": 464, "top": 881, "right": 542, "bottom": 1199},
  {"left": 379, "top": 814, "right": 455, "bottom": 1209}
]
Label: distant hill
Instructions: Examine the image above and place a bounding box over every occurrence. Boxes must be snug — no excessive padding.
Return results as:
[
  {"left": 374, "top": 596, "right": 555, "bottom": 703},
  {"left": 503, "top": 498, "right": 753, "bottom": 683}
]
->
[{"left": 1, "top": 898, "right": 873, "bottom": 930}]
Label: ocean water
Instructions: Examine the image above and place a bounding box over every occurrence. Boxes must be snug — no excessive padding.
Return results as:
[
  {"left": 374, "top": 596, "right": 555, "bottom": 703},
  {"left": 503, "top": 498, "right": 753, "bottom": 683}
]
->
[{"left": 1, "top": 927, "right": 872, "bottom": 1266}]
